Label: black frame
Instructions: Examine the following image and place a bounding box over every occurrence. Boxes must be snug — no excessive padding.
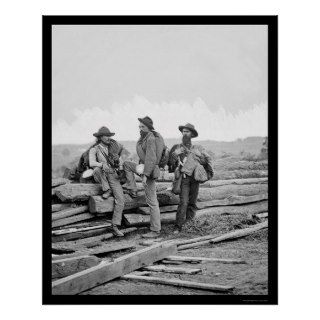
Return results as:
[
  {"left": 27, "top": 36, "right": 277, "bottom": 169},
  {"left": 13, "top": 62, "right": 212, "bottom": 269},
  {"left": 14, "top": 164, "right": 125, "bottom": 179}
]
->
[{"left": 43, "top": 16, "right": 278, "bottom": 305}]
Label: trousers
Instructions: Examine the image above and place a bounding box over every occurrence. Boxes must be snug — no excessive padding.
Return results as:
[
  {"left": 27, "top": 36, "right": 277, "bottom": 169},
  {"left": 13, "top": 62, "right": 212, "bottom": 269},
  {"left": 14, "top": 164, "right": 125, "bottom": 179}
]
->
[
  {"left": 123, "top": 161, "right": 161, "bottom": 232},
  {"left": 92, "top": 167, "right": 124, "bottom": 226},
  {"left": 176, "top": 175, "right": 200, "bottom": 228}
]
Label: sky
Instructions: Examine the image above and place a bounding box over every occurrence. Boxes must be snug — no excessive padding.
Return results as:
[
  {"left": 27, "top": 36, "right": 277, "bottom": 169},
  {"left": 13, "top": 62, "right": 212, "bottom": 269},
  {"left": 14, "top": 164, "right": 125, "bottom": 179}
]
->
[{"left": 52, "top": 25, "right": 268, "bottom": 144}]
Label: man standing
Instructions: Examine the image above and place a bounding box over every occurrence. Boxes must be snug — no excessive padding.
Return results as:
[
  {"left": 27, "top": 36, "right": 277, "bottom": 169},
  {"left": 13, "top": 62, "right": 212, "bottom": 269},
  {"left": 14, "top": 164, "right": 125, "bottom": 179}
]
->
[
  {"left": 123, "top": 116, "right": 164, "bottom": 238},
  {"left": 89, "top": 126, "right": 126, "bottom": 237},
  {"left": 168, "top": 123, "right": 214, "bottom": 234}
]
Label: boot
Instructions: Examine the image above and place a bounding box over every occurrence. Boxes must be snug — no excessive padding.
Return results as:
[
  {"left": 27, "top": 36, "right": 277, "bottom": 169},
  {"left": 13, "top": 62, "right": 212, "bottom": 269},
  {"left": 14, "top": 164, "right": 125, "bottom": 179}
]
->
[
  {"left": 111, "top": 224, "right": 124, "bottom": 237},
  {"left": 142, "top": 231, "right": 161, "bottom": 238}
]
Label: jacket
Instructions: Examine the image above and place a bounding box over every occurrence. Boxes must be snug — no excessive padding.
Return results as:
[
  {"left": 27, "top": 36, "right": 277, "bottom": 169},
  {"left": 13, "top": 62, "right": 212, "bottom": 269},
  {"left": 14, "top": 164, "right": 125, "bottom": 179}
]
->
[
  {"left": 168, "top": 143, "right": 214, "bottom": 179},
  {"left": 136, "top": 131, "right": 165, "bottom": 178}
]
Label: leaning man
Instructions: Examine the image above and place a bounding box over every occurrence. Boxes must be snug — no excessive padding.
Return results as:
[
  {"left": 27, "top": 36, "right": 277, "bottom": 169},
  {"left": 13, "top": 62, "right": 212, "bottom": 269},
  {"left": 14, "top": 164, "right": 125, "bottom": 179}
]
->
[
  {"left": 123, "top": 116, "right": 165, "bottom": 238},
  {"left": 168, "top": 123, "right": 214, "bottom": 234},
  {"left": 89, "top": 126, "right": 126, "bottom": 237}
]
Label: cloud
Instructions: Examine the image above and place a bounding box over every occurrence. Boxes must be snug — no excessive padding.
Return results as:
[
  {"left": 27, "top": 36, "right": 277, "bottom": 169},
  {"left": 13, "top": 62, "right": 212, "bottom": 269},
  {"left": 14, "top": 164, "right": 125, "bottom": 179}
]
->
[{"left": 52, "top": 95, "right": 267, "bottom": 144}]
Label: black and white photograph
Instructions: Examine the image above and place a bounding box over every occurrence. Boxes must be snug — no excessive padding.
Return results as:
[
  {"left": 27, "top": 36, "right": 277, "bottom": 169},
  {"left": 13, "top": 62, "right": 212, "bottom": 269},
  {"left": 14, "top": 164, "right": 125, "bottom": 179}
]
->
[{"left": 43, "top": 16, "right": 277, "bottom": 304}]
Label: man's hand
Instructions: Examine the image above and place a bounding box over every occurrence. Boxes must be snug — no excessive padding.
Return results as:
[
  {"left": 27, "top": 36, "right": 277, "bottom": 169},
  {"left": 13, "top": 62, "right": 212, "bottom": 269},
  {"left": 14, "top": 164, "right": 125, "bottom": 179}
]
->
[
  {"left": 142, "top": 175, "right": 147, "bottom": 187},
  {"left": 174, "top": 147, "right": 183, "bottom": 156}
]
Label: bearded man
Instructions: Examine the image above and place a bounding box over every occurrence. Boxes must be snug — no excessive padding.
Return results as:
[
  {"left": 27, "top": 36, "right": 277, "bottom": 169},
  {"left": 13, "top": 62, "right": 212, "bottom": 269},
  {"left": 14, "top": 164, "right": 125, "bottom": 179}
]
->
[
  {"left": 123, "top": 116, "right": 165, "bottom": 238},
  {"left": 168, "top": 123, "right": 214, "bottom": 234}
]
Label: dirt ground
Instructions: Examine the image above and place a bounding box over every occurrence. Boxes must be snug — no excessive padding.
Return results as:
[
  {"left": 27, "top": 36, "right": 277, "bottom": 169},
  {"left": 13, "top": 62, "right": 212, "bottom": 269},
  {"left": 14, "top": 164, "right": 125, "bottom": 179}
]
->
[{"left": 79, "top": 223, "right": 268, "bottom": 296}]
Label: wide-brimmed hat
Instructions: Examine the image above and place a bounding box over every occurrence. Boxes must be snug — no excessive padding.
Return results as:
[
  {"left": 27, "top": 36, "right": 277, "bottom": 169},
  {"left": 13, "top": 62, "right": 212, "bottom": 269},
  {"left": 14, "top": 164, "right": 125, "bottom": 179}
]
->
[
  {"left": 178, "top": 123, "right": 198, "bottom": 138},
  {"left": 93, "top": 126, "right": 115, "bottom": 137},
  {"left": 138, "top": 116, "right": 155, "bottom": 130}
]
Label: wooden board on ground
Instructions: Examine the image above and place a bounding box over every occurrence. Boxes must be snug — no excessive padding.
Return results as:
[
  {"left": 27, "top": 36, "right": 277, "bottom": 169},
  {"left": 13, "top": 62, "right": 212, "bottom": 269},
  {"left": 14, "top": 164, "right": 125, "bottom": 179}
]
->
[
  {"left": 52, "top": 206, "right": 88, "bottom": 221},
  {"left": 52, "top": 242, "right": 177, "bottom": 295},
  {"left": 178, "top": 221, "right": 268, "bottom": 250},
  {"left": 142, "top": 265, "right": 202, "bottom": 274},
  {"left": 124, "top": 212, "right": 176, "bottom": 227},
  {"left": 52, "top": 255, "right": 100, "bottom": 279},
  {"left": 212, "top": 170, "right": 268, "bottom": 181},
  {"left": 165, "top": 256, "right": 246, "bottom": 264},
  {"left": 121, "top": 274, "right": 233, "bottom": 292},
  {"left": 254, "top": 212, "right": 268, "bottom": 219}
]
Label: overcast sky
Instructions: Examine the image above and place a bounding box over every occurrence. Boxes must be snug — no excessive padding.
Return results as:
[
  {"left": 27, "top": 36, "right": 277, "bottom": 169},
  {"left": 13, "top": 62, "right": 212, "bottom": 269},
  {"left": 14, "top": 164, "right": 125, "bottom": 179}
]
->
[{"left": 52, "top": 25, "right": 268, "bottom": 144}]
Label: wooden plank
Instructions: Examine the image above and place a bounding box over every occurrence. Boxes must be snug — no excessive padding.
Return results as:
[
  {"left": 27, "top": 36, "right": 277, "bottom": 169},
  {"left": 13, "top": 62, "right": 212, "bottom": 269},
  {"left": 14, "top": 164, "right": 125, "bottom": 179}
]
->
[
  {"left": 52, "top": 242, "right": 177, "bottom": 295},
  {"left": 161, "top": 260, "right": 184, "bottom": 265},
  {"left": 196, "top": 193, "right": 268, "bottom": 209},
  {"left": 52, "top": 255, "right": 100, "bottom": 279},
  {"left": 165, "top": 256, "right": 246, "bottom": 264},
  {"left": 52, "top": 213, "right": 96, "bottom": 228},
  {"left": 178, "top": 221, "right": 268, "bottom": 250},
  {"left": 212, "top": 170, "right": 268, "bottom": 181},
  {"left": 137, "top": 205, "right": 178, "bottom": 215},
  {"left": 200, "top": 177, "right": 268, "bottom": 188},
  {"left": 121, "top": 274, "right": 233, "bottom": 292},
  {"left": 52, "top": 222, "right": 112, "bottom": 236},
  {"left": 52, "top": 206, "right": 89, "bottom": 221},
  {"left": 142, "top": 265, "right": 202, "bottom": 274},
  {"left": 52, "top": 203, "right": 72, "bottom": 212}
]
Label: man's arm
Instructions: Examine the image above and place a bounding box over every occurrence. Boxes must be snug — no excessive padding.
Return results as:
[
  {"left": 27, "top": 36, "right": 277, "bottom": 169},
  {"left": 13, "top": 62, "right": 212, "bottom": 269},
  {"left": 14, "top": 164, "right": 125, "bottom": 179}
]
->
[
  {"left": 143, "top": 135, "right": 157, "bottom": 177},
  {"left": 202, "top": 149, "right": 214, "bottom": 179},
  {"left": 89, "top": 147, "right": 102, "bottom": 168}
]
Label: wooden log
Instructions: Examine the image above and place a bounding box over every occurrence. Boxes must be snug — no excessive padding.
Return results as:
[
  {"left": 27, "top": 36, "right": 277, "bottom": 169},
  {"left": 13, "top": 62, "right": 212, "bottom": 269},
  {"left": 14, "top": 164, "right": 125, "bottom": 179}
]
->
[
  {"left": 55, "top": 183, "right": 103, "bottom": 202},
  {"left": 52, "top": 206, "right": 89, "bottom": 221},
  {"left": 121, "top": 274, "right": 233, "bottom": 292},
  {"left": 201, "top": 177, "right": 268, "bottom": 188},
  {"left": 52, "top": 242, "right": 177, "bottom": 295},
  {"left": 196, "top": 193, "right": 268, "bottom": 209},
  {"left": 124, "top": 201, "right": 268, "bottom": 227},
  {"left": 165, "top": 256, "right": 246, "bottom": 264},
  {"left": 52, "top": 255, "right": 100, "bottom": 279},
  {"left": 52, "top": 213, "right": 96, "bottom": 228},
  {"left": 142, "top": 265, "right": 202, "bottom": 274},
  {"left": 52, "top": 203, "right": 72, "bottom": 212},
  {"left": 124, "top": 212, "right": 176, "bottom": 227},
  {"left": 89, "top": 190, "right": 178, "bottom": 214},
  {"left": 137, "top": 205, "right": 178, "bottom": 215},
  {"left": 89, "top": 184, "right": 267, "bottom": 214},
  {"left": 52, "top": 178, "right": 70, "bottom": 188},
  {"left": 178, "top": 221, "right": 268, "bottom": 250},
  {"left": 212, "top": 170, "right": 268, "bottom": 180},
  {"left": 161, "top": 260, "right": 184, "bottom": 265}
]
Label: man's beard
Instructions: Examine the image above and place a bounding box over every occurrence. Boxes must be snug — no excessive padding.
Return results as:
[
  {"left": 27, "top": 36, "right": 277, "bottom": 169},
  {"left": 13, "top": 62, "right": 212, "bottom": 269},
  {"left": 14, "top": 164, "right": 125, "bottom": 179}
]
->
[
  {"left": 140, "top": 130, "right": 148, "bottom": 138},
  {"left": 182, "top": 135, "right": 192, "bottom": 146}
]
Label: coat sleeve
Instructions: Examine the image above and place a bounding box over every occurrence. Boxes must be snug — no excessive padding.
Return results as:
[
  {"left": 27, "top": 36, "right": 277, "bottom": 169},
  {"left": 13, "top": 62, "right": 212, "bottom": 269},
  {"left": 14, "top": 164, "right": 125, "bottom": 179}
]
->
[
  {"left": 89, "top": 147, "right": 101, "bottom": 168},
  {"left": 143, "top": 135, "right": 157, "bottom": 177}
]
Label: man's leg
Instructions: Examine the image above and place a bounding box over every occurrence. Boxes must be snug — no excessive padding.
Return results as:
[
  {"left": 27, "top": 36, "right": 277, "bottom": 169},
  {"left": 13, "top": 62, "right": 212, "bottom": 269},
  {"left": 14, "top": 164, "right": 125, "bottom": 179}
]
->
[
  {"left": 123, "top": 161, "right": 138, "bottom": 192},
  {"left": 92, "top": 167, "right": 110, "bottom": 192},
  {"left": 175, "top": 176, "right": 191, "bottom": 229},
  {"left": 186, "top": 177, "right": 200, "bottom": 221},
  {"left": 107, "top": 172, "right": 125, "bottom": 226},
  {"left": 145, "top": 178, "right": 161, "bottom": 232}
]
